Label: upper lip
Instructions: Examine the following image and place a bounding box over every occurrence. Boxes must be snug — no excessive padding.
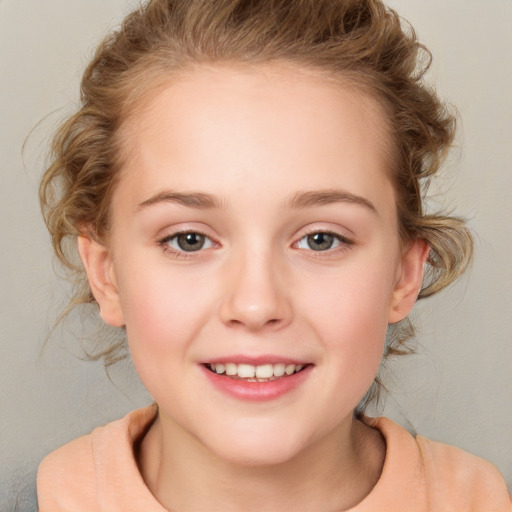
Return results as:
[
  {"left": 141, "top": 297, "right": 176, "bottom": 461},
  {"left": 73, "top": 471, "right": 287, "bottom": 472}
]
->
[{"left": 201, "top": 355, "right": 312, "bottom": 366}]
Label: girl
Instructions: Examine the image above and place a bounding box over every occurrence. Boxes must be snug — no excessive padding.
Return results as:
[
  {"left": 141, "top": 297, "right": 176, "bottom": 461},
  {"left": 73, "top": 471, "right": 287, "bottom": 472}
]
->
[{"left": 37, "top": 0, "right": 511, "bottom": 510}]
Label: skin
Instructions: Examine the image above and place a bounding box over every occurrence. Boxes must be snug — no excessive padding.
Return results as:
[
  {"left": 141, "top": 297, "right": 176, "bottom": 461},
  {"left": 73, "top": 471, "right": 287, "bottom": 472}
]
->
[{"left": 78, "top": 63, "right": 429, "bottom": 511}]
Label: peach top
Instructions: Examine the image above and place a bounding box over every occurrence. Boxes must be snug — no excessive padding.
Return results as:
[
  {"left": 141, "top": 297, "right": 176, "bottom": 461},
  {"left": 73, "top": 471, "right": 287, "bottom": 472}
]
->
[{"left": 37, "top": 405, "right": 511, "bottom": 511}]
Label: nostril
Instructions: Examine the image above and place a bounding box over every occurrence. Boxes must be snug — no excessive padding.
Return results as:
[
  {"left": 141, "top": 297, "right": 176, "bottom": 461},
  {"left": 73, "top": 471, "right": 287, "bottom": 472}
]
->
[{"left": 226, "top": 316, "right": 283, "bottom": 330}]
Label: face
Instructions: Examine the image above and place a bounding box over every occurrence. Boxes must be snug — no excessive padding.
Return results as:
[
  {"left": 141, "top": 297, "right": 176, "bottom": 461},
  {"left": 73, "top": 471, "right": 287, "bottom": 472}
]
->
[{"left": 81, "top": 64, "right": 426, "bottom": 466}]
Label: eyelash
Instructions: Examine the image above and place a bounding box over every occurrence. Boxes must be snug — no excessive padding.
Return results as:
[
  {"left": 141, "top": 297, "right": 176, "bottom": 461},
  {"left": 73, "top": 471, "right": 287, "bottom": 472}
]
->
[
  {"left": 294, "top": 230, "right": 353, "bottom": 254},
  {"left": 158, "top": 230, "right": 216, "bottom": 259},
  {"left": 157, "top": 229, "right": 353, "bottom": 259}
]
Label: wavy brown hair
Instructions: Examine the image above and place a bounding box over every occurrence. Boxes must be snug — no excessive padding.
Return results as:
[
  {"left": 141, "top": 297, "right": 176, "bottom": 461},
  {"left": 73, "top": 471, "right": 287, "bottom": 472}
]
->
[{"left": 40, "top": 0, "right": 473, "bottom": 395}]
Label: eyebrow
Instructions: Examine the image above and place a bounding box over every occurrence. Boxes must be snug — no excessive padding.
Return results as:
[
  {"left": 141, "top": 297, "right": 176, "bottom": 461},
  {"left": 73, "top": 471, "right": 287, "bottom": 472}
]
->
[
  {"left": 138, "top": 191, "right": 224, "bottom": 210},
  {"left": 287, "top": 189, "right": 377, "bottom": 213},
  {"left": 137, "top": 188, "right": 377, "bottom": 213}
]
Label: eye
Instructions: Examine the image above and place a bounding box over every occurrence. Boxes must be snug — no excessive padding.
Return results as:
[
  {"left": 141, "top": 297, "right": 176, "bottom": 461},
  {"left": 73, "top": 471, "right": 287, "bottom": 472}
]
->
[
  {"left": 161, "top": 232, "right": 214, "bottom": 253},
  {"left": 296, "top": 232, "right": 349, "bottom": 251}
]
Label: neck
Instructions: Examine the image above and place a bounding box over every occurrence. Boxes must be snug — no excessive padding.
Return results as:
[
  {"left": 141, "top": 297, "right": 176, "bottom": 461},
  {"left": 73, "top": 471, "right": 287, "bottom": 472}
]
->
[{"left": 138, "top": 413, "right": 385, "bottom": 512}]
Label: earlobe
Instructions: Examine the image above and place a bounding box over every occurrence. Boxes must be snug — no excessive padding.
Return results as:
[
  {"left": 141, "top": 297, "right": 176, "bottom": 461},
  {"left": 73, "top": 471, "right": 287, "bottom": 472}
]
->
[
  {"left": 77, "top": 235, "right": 125, "bottom": 327},
  {"left": 388, "top": 239, "right": 430, "bottom": 324}
]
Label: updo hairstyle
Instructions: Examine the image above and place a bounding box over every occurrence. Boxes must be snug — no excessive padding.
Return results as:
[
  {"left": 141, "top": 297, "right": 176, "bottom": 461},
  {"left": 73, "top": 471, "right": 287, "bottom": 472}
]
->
[{"left": 40, "top": 0, "right": 473, "bottom": 375}]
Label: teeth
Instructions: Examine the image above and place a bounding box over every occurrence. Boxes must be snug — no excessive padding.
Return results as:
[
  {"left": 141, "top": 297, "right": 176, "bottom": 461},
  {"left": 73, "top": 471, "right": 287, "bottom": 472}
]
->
[
  {"left": 237, "top": 364, "right": 255, "bottom": 378},
  {"left": 208, "top": 362, "right": 306, "bottom": 380},
  {"left": 285, "top": 364, "right": 295, "bottom": 375},
  {"left": 273, "top": 363, "right": 286, "bottom": 377},
  {"left": 225, "top": 363, "right": 237, "bottom": 376},
  {"left": 255, "top": 364, "right": 273, "bottom": 379}
]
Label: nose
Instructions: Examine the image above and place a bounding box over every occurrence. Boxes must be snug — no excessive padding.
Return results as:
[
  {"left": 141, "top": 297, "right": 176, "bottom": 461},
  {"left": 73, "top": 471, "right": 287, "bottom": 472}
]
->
[{"left": 218, "top": 247, "right": 293, "bottom": 332}]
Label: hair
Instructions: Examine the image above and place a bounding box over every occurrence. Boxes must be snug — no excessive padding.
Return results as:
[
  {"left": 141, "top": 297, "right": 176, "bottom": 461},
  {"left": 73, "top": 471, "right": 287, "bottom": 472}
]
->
[{"left": 40, "top": 0, "right": 473, "bottom": 403}]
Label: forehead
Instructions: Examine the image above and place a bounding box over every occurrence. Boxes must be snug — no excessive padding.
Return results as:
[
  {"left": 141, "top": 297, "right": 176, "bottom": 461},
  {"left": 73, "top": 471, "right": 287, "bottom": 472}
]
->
[{"left": 115, "top": 63, "right": 394, "bottom": 214}]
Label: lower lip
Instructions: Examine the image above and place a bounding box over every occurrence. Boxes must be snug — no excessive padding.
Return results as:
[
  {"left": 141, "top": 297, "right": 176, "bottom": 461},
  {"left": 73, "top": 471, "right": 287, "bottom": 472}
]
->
[{"left": 201, "top": 365, "right": 313, "bottom": 401}]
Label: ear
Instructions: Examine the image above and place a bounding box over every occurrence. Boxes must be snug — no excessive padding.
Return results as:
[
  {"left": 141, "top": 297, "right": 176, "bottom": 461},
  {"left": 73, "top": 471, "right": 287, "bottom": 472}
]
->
[
  {"left": 77, "top": 235, "right": 125, "bottom": 327},
  {"left": 388, "top": 239, "right": 430, "bottom": 324}
]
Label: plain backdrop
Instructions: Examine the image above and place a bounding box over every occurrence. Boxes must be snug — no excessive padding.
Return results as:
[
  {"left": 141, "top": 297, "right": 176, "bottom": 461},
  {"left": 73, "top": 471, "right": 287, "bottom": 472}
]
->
[{"left": 1, "top": 0, "right": 511, "bottom": 509}]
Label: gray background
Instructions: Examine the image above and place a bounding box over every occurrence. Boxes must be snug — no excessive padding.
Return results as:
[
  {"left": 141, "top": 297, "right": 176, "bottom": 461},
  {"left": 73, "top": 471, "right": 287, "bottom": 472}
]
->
[{"left": 1, "top": 0, "right": 511, "bottom": 510}]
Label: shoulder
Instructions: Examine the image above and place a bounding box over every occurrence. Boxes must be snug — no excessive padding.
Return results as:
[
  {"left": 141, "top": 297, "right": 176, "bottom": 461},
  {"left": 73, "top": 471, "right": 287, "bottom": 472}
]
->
[
  {"left": 369, "top": 416, "right": 511, "bottom": 512},
  {"left": 416, "top": 435, "right": 511, "bottom": 511},
  {"left": 37, "top": 405, "right": 158, "bottom": 512},
  {"left": 37, "top": 431, "right": 98, "bottom": 511}
]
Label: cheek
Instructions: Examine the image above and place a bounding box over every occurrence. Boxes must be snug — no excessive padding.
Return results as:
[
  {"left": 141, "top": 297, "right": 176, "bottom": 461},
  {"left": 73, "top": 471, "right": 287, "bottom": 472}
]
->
[
  {"left": 319, "top": 297, "right": 387, "bottom": 411},
  {"left": 326, "top": 287, "right": 388, "bottom": 368},
  {"left": 300, "top": 258, "right": 397, "bottom": 387},
  {"left": 303, "top": 254, "right": 396, "bottom": 333},
  {"left": 116, "top": 262, "right": 215, "bottom": 374}
]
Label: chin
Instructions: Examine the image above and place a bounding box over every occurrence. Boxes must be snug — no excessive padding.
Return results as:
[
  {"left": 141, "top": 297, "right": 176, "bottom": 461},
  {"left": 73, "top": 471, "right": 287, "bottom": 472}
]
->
[
  {"left": 200, "top": 422, "right": 312, "bottom": 467},
  {"left": 214, "top": 442, "right": 302, "bottom": 467}
]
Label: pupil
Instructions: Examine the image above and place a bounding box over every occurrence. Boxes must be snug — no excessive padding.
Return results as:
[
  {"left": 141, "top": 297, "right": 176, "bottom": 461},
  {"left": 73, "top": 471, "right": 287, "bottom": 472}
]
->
[
  {"left": 308, "top": 233, "right": 333, "bottom": 251},
  {"left": 178, "top": 233, "right": 204, "bottom": 251}
]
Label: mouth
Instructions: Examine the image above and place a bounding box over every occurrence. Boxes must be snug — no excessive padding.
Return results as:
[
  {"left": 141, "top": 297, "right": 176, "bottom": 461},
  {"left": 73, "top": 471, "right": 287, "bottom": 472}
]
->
[
  {"left": 204, "top": 362, "right": 309, "bottom": 382},
  {"left": 201, "top": 359, "right": 313, "bottom": 401}
]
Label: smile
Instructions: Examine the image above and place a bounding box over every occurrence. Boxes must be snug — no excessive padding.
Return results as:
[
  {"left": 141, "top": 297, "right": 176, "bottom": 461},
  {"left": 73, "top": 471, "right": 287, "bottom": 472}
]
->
[
  {"left": 206, "top": 363, "right": 306, "bottom": 382},
  {"left": 201, "top": 360, "right": 313, "bottom": 401}
]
